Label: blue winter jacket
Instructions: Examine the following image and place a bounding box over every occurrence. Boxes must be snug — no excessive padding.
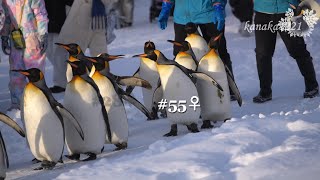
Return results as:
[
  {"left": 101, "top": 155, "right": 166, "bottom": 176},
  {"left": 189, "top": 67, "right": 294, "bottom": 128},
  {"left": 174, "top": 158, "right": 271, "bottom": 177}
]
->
[
  {"left": 254, "top": 0, "right": 300, "bottom": 14},
  {"left": 169, "top": 0, "right": 227, "bottom": 25}
]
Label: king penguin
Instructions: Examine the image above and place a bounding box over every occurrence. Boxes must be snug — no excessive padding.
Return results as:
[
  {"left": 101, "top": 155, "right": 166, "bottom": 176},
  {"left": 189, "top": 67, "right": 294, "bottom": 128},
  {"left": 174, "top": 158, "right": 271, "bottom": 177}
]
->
[
  {"left": 185, "top": 22, "right": 209, "bottom": 62},
  {"left": 133, "top": 50, "right": 224, "bottom": 136},
  {"left": 55, "top": 43, "right": 93, "bottom": 82},
  {"left": 86, "top": 53, "right": 153, "bottom": 150},
  {"left": 0, "top": 112, "right": 25, "bottom": 179},
  {"left": 197, "top": 35, "right": 242, "bottom": 128},
  {"left": 13, "top": 68, "right": 84, "bottom": 170},
  {"left": 126, "top": 41, "right": 165, "bottom": 119},
  {"left": 167, "top": 40, "right": 198, "bottom": 70},
  {"left": 64, "top": 60, "right": 111, "bottom": 161}
]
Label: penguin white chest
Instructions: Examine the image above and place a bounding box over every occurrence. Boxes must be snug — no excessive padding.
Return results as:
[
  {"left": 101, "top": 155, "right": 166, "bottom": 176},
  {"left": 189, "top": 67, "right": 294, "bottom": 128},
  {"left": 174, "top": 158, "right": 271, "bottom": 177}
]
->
[
  {"left": 139, "top": 59, "right": 160, "bottom": 111},
  {"left": 157, "top": 65, "right": 200, "bottom": 124},
  {"left": 23, "top": 84, "right": 64, "bottom": 162},
  {"left": 64, "top": 77, "right": 106, "bottom": 155},
  {"left": 92, "top": 74, "right": 128, "bottom": 145},
  {"left": 175, "top": 53, "right": 197, "bottom": 70},
  {"left": 185, "top": 36, "right": 209, "bottom": 61},
  {"left": 197, "top": 55, "right": 231, "bottom": 121}
]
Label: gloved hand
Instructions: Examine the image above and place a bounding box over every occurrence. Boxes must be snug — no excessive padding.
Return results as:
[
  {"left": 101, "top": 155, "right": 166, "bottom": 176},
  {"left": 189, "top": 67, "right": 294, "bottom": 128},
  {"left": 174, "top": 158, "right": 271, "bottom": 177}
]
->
[
  {"left": 212, "top": 3, "right": 225, "bottom": 31},
  {"left": 1, "top": 36, "right": 11, "bottom": 55},
  {"left": 158, "top": 1, "right": 173, "bottom": 30},
  {"left": 39, "top": 33, "right": 48, "bottom": 54}
]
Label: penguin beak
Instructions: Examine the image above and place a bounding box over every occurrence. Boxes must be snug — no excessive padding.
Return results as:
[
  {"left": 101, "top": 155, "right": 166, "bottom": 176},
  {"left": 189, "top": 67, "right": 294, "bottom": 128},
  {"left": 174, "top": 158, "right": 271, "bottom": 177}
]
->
[
  {"left": 132, "top": 54, "right": 148, "bottom": 58},
  {"left": 108, "top": 55, "right": 125, "bottom": 61},
  {"left": 11, "top": 69, "right": 30, "bottom": 76},
  {"left": 55, "top": 43, "right": 71, "bottom": 51},
  {"left": 167, "top": 40, "right": 183, "bottom": 47},
  {"left": 66, "top": 61, "right": 79, "bottom": 68}
]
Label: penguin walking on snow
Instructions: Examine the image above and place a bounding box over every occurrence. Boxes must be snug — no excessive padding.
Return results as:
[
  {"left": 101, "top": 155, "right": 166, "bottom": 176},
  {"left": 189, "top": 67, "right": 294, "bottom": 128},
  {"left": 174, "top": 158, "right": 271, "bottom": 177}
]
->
[
  {"left": 184, "top": 22, "right": 209, "bottom": 62},
  {"left": 167, "top": 40, "right": 198, "bottom": 70},
  {"left": 86, "top": 53, "right": 153, "bottom": 150},
  {"left": 0, "top": 112, "right": 25, "bottom": 179},
  {"left": 197, "top": 35, "right": 242, "bottom": 128},
  {"left": 133, "top": 50, "right": 224, "bottom": 136},
  {"left": 13, "top": 68, "right": 84, "bottom": 170},
  {"left": 126, "top": 41, "right": 165, "bottom": 119},
  {"left": 64, "top": 60, "right": 111, "bottom": 161}
]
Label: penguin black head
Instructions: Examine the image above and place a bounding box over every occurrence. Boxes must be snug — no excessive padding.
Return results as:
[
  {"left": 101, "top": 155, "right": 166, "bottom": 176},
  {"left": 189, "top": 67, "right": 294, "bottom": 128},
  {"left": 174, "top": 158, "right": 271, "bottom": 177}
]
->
[
  {"left": 208, "top": 34, "right": 222, "bottom": 50},
  {"left": 12, "top": 68, "right": 44, "bottom": 83},
  {"left": 55, "top": 43, "right": 83, "bottom": 56},
  {"left": 144, "top": 41, "right": 156, "bottom": 54},
  {"left": 66, "top": 60, "right": 87, "bottom": 76},
  {"left": 133, "top": 50, "right": 158, "bottom": 62},
  {"left": 167, "top": 40, "right": 190, "bottom": 52},
  {"left": 86, "top": 53, "right": 124, "bottom": 71},
  {"left": 185, "top": 22, "right": 198, "bottom": 34}
]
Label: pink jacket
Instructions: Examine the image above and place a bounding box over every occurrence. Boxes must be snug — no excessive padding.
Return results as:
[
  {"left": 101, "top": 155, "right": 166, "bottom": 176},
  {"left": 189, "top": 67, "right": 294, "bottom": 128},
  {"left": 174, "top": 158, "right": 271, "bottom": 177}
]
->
[{"left": 1, "top": 0, "right": 48, "bottom": 37}]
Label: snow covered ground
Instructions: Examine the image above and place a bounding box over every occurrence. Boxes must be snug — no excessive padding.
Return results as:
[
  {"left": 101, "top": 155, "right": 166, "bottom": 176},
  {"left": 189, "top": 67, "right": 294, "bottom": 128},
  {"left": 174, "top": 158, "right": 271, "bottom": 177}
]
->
[{"left": 1, "top": 0, "right": 320, "bottom": 179}]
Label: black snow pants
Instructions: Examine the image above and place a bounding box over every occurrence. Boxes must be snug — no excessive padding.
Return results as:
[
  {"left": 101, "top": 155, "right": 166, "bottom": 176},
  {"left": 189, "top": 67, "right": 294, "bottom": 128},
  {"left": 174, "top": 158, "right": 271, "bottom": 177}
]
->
[
  {"left": 229, "top": 0, "right": 254, "bottom": 23},
  {"left": 254, "top": 12, "right": 318, "bottom": 96}
]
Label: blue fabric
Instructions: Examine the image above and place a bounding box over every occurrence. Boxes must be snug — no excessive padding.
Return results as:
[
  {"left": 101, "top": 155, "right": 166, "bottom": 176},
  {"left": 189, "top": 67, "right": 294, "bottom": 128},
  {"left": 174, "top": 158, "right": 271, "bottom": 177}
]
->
[
  {"left": 158, "top": 1, "right": 173, "bottom": 30},
  {"left": 254, "top": 0, "right": 300, "bottom": 14},
  {"left": 92, "top": 0, "right": 107, "bottom": 29},
  {"left": 212, "top": 4, "right": 225, "bottom": 31},
  {"left": 168, "top": 0, "right": 226, "bottom": 25}
]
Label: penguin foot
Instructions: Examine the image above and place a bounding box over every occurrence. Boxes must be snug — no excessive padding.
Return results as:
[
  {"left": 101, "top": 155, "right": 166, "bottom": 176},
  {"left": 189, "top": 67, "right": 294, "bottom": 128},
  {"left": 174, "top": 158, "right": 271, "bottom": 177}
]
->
[
  {"left": 160, "top": 110, "right": 167, "bottom": 118},
  {"left": 148, "top": 110, "right": 158, "bottom": 120},
  {"left": 201, "top": 120, "right": 214, "bottom": 129},
  {"left": 163, "top": 124, "right": 178, "bottom": 137},
  {"left": 114, "top": 142, "right": 128, "bottom": 151},
  {"left": 83, "top": 153, "right": 97, "bottom": 161},
  {"left": 65, "top": 154, "right": 80, "bottom": 161},
  {"left": 187, "top": 123, "right": 200, "bottom": 133},
  {"left": 224, "top": 118, "right": 231, "bottom": 123},
  {"left": 34, "top": 161, "right": 56, "bottom": 170},
  {"left": 31, "top": 158, "right": 41, "bottom": 164},
  {"left": 58, "top": 157, "right": 64, "bottom": 164}
]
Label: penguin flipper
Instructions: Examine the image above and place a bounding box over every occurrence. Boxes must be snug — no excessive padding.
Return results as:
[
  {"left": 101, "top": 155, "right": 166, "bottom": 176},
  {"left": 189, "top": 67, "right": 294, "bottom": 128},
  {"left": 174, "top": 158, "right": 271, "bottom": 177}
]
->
[
  {"left": 0, "top": 132, "right": 9, "bottom": 168},
  {"left": 192, "top": 72, "right": 224, "bottom": 92},
  {"left": 121, "top": 93, "right": 153, "bottom": 120},
  {"left": 56, "top": 106, "right": 85, "bottom": 140},
  {"left": 125, "top": 68, "right": 140, "bottom": 94},
  {"left": 152, "top": 81, "right": 163, "bottom": 110},
  {"left": 0, "top": 112, "right": 25, "bottom": 137},
  {"left": 227, "top": 74, "right": 242, "bottom": 107},
  {"left": 117, "top": 76, "right": 152, "bottom": 89}
]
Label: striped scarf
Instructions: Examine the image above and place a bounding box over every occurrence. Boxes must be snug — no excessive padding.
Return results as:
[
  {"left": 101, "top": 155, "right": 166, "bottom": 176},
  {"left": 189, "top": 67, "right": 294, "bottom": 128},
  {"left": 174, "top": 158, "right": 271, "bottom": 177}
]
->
[{"left": 91, "top": 0, "right": 107, "bottom": 29}]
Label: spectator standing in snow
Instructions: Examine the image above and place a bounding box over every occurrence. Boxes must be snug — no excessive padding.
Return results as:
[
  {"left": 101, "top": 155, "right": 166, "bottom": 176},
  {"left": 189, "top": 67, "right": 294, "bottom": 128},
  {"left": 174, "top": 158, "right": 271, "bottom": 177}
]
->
[
  {"left": 1, "top": 0, "right": 48, "bottom": 111},
  {"left": 229, "top": 0, "right": 253, "bottom": 37},
  {"left": 117, "top": 0, "right": 134, "bottom": 28},
  {"left": 252, "top": 0, "right": 319, "bottom": 103},
  {"left": 56, "top": 0, "right": 117, "bottom": 82},
  {"left": 157, "top": 0, "right": 233, "bottom": 77},
  {"left": 44, "top": 0, "right": 74, "bottom": 93}
]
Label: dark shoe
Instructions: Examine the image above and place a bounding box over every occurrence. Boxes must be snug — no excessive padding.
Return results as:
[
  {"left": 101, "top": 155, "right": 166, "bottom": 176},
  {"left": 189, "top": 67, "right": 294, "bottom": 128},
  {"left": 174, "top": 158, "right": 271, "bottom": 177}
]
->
[
  {"left": 304, "top": 86, "right": 319, "bottom": 98},
  {"left": 50, "top": 86, "right": 65, "bottom": 93},
  {"left": 253, "top": 93, "right": 272, "bottom": 103}
]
